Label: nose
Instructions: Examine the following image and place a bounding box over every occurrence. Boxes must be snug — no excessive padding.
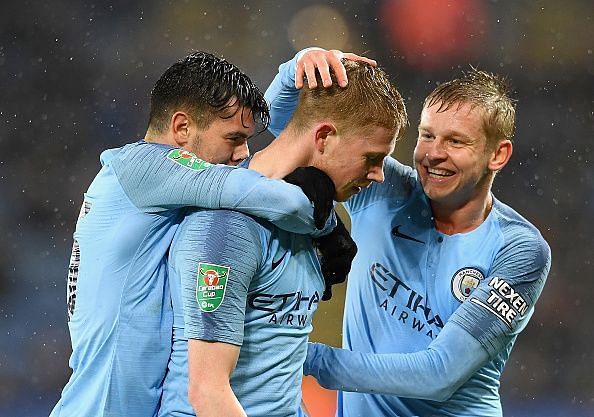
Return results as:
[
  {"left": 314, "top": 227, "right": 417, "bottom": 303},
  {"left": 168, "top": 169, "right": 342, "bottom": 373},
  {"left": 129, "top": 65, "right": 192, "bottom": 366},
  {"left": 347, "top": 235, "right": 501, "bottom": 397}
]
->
[
  {"left": 231, "top": 141, "right": 249, "bottom": 164},
  {"left": 425, "top": 137, "right": 447, "bottom": 162},
  {"left": 367, "top": 165, "right": 385, "bottom": 184}
]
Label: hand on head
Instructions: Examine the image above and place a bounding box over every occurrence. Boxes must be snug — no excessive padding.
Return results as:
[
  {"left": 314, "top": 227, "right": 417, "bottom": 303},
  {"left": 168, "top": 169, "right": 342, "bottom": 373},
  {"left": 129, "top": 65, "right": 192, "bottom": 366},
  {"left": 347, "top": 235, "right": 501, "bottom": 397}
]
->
[{"left": 295, "top": 48, "right": 377, "bottom": 89}]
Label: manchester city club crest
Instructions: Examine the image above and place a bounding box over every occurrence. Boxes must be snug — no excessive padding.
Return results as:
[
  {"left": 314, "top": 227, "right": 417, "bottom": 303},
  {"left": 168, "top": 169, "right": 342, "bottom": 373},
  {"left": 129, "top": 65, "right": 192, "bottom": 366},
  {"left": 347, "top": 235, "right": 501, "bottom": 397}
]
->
[
  {"left": 196, "top": 262, "right": 230, "bottom": 312},
  {"left": 451, "top": 267, "right": 484, "bottom": 302}
]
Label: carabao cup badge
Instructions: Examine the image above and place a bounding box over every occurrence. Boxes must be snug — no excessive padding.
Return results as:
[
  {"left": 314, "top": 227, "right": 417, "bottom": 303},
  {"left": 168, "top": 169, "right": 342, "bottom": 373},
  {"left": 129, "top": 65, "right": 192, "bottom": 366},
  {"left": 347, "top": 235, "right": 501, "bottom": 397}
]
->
[
  {"left": 196, "top": 262, "right": 230, "bottom": 312},
  {"left": 167, "top": 149, "right": 213, "bottom": 170}
]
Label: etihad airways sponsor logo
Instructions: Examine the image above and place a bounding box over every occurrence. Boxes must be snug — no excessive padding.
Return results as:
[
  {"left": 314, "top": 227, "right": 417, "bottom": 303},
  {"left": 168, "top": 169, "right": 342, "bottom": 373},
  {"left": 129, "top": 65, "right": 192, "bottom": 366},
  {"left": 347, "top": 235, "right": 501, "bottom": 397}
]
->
[
  {"left": 370, "top": 262, "right": 444, "bottom": 340},
  {"left": 247, "top": 290, "right": 321, "bottom": 328}
]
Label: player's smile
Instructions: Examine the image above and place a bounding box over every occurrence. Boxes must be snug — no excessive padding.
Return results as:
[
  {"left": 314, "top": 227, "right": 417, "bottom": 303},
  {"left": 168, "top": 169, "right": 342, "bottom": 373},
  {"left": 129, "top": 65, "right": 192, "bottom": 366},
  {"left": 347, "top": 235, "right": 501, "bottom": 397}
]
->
[
  {"left": 414, "top": 102, "right": 494, "bottom": 208},
  {"left": 427, "top": 167, "right": 454, "bottom": 178}
]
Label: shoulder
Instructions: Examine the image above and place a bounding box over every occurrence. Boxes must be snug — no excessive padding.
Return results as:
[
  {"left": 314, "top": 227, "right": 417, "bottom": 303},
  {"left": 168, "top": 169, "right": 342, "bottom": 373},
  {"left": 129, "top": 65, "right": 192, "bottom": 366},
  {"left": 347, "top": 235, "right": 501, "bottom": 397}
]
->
[
  {"left": 491, "top": 198, "right": 551, "bottom": 270},
  {"left": 180, "top": 209, "right": 268, "bottom": 244}
]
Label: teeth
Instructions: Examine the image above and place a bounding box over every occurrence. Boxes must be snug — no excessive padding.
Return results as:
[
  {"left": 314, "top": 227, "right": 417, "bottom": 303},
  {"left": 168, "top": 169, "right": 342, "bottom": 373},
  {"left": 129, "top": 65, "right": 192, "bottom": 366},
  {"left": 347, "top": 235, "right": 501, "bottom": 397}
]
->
[{"left": 428, "top": 168, "right": 454, "bottom": 177}]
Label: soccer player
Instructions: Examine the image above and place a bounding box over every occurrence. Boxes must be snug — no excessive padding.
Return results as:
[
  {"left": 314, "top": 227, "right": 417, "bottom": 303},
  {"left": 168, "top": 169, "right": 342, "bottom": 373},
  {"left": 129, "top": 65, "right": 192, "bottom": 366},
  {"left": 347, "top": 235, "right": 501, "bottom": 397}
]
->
[
  {"left": 50, "top": 51, "right": 335, "bottom": 417},
  {"left": 267, "top": 48, "right": 552, "bottom": 417},
  {"left": 159, "top": 57, "right": 408, "bottom": 417}
]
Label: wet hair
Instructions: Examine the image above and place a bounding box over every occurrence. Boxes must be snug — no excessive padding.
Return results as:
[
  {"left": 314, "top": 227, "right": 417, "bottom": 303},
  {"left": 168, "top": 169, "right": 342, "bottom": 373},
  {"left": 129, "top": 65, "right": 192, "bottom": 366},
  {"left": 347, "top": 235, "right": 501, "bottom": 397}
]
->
[
  {"left": 147, "top": 51, "right": 269, "bottom": 133},
  {"left": 288, "top": 60, "right": 408, "bottom": 140},
  {"left": 424, "top": 67, "right": 516, "bottom": 145}
]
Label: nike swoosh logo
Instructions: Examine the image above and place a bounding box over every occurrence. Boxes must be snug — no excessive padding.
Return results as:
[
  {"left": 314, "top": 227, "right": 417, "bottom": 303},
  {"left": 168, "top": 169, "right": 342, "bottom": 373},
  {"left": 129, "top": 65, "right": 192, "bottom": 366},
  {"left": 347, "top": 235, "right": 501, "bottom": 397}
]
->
[
  {"left": 271, "top": 251, "right": 288, "bottom": 270},
  {"left": 391, "top": 225, "right": 425, "bottom": 244}
]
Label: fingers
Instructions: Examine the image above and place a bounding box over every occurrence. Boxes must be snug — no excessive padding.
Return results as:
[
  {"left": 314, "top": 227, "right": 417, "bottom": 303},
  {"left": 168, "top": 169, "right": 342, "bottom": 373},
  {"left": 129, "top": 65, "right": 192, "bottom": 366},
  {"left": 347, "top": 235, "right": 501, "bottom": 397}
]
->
[
  {"left": 296, "top": 49, "right": 378, "bottom": 90},
  {"left": 296, "top": 49, "right": 341, "bottom": 89},
  {"left": 303, "top": 60, "right": 319, "bottom": 89},
  {"left": 342, "top": 52, "right": 377, "bottom": 67},
  {"left": 327, "top": 50, "right": 347, "bottom": 88},
  {"left": 295, "top": 63, "right": 305, "bottom": 89}
]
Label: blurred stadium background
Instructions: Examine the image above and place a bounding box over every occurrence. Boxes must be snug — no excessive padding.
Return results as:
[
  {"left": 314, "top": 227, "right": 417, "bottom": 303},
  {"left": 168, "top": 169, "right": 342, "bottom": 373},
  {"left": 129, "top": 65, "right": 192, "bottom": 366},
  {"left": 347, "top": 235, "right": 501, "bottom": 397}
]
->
[{"left": 0, "top": 1, "right": 592, "bottom": 416}]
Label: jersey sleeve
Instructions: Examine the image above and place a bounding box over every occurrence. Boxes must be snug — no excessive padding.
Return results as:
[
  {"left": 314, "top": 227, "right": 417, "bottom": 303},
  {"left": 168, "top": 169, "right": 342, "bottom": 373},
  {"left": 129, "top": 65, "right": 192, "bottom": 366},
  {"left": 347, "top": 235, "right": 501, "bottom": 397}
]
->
[
  {"left": 109, "top": 142, "right": 321, "bottom": 234},
  {"left": 448, "top": 222, "right": 552, "bottom": 358},
  {"left": 170, "top": 209, "right": 265, "bottom": 346},
  {"left": 344, "top": 156, "right": 418, "bottom": 214},
  {"left": 305, "top": 322, "right": 489, "bottom": 401},
  {"left": 265, "top": 51, "right": 301, "bottom": 137}
]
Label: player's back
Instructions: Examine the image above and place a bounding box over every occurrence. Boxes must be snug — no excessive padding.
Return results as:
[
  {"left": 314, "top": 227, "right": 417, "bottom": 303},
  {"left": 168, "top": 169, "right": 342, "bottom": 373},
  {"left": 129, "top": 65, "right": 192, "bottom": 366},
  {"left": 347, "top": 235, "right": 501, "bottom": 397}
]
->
[{"left": 51, "top": 146, "right": 181, "bottom": 417}]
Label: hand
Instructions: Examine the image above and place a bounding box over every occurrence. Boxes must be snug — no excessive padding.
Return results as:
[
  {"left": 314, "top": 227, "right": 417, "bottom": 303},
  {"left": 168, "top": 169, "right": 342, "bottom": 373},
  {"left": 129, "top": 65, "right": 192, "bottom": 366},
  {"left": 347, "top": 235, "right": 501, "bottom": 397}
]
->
[
  {"left": 283, "top": 166, "right": 335, "bottom": 230},
  {"left": 313, "top": 215, "right": 357, "bottom": 300},
  {"left": 295, "top": 48, "right": 377, "bottom": 89}
]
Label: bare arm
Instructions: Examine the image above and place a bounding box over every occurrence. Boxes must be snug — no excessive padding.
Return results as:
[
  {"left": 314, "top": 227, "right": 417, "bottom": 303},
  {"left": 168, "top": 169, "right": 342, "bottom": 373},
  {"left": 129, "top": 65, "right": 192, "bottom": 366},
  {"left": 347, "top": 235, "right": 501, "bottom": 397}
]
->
[{"left": 188, "top": 339, "right": 246, "bottom": 417}]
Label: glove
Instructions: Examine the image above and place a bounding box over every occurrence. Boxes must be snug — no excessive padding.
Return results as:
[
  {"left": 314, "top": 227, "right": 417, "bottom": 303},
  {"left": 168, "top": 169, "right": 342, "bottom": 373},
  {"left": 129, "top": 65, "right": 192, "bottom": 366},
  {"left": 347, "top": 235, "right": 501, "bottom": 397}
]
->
[
  {"left": 283, "top": 166, "right": 335, "bottom": 230},
  {"left": 313, "top": 215, "right": 357, "bottom": 300}
]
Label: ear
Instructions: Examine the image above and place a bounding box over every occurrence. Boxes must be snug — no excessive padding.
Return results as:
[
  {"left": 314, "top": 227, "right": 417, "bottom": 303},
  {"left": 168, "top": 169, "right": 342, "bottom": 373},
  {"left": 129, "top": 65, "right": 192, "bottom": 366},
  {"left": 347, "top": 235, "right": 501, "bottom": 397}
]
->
[
  {"left": 170, "top": 111, "right": 191, "bottom": 147},
  {"left": 313, "top": 123, "right": 337, "bottom": 154},
  {"left": 488, "top": 139, "right": 513, "bottom": 172}
]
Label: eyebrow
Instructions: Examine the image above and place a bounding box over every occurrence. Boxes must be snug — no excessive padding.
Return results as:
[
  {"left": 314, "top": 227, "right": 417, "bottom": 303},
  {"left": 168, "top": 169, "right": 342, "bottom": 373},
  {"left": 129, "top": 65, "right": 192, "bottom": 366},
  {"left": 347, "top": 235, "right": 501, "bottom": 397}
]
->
[
  {"left": 366, "top": 152, "right": 388, "bottom": 159},
  {"left": 225, "top": 131, "right": 251, "bottom": 139},
  {"left": 417, "top": 125, "right": 472, "bottom": 140}
]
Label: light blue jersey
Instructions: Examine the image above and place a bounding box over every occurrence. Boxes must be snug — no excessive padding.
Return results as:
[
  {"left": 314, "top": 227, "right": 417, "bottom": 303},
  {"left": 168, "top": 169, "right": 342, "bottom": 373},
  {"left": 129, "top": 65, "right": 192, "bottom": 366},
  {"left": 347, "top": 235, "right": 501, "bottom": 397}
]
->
[
  {"left": 161, "top": 209, "right": 325, "bottom": 417},
  {"left": 51, "top": 140, "right": 323, "bottom": 417},
  {"left": 307, "top": 158, "right": 551, "bottom": 417},
  {"left": 266, "top": 52, "right": 551, "bottom": 417}
]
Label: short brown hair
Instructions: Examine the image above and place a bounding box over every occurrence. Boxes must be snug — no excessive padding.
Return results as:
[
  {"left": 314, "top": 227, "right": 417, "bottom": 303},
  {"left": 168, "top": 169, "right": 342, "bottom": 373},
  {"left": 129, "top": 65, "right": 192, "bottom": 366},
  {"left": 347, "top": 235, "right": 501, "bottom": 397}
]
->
[
  {"left": 288, "top": 60, "right": 408, "bottom": 140},
  {"left": 424, "top": 67, "right": 516, "bottom": 145}
]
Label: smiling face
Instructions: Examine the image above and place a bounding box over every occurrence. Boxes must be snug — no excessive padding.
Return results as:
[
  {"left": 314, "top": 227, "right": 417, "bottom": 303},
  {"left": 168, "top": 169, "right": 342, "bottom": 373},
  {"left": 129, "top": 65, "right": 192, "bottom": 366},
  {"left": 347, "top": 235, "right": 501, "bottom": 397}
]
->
[
  {"left": 318, "top": 125, "right": 397, "bottom": 201},
  {"left": 414, "top": 102, "right": 496, "bottom": 209}
]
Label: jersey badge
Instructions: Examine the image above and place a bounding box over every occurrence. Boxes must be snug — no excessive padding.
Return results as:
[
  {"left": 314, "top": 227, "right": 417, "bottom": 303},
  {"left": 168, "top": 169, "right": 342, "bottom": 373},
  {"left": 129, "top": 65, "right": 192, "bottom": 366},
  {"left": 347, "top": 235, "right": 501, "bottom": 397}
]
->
[
  {"left": 451, "top": 267, "right": 484, "bottom": 302},
  {"left": 196, "top": 262, "right": 230, "bottom": 312},
  {"left": 167, "top": 149, "right": 213, "bottom": 170}
]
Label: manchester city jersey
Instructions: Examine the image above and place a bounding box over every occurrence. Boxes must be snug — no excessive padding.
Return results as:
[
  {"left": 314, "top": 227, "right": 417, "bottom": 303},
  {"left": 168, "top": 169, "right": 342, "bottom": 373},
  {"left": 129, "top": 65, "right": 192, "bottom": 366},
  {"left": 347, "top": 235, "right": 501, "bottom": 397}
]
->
[
  {"left": 160, "top": 209, "right": 325, "bottom": 417},
  {"left": 51, "top": 141, "right": 324, "bottom": 417},
  {"left": 334, "top": 157, "right": 550, "bottom": 417}
]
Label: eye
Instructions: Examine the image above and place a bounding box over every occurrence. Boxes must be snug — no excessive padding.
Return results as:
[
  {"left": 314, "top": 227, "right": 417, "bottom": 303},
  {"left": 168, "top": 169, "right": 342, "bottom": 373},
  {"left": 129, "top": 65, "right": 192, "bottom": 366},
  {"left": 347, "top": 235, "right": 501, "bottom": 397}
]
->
[
  {"left": 227, "top": 135, "right": 248, "bottom": 143},
  {"left": 366, "top": 155, "right": 383, "bottom": 166}
]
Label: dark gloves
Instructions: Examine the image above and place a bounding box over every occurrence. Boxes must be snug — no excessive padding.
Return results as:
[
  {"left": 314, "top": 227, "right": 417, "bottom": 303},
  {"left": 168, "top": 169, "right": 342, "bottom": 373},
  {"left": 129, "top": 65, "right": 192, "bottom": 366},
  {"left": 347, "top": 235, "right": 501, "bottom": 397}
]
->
[
  {"left": 313, "top": 215, "right": 357, "bottom": 301},
  {"left": 283, "top": 166, "right": 335, "bottom": 230}
]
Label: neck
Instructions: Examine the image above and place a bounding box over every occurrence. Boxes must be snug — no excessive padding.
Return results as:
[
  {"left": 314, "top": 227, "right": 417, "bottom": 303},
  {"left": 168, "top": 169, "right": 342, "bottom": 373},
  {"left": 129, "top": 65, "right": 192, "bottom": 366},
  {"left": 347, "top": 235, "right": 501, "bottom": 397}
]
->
[
  {"left": 431, "top": 189, "right": 494, "bottom": 235},
  {"left": 248, "top": 130, "right": 313, "bottom": 178},
  {"left": 144, "top": 128, "right": 176, "bottom": 146}
]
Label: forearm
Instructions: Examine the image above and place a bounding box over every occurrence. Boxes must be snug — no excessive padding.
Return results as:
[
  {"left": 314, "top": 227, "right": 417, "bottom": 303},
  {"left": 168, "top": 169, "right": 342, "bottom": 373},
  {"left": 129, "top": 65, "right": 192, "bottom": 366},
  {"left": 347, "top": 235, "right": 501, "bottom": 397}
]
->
[
  {"left": 265, "top": 53, "right": 301, "bottom": 137},
  {"left": 189, "top": 382, "right": 246, "bottom": 417},
  {"left": 188, "top": 339, "right": 246, "bottom": 417},
  {"left": 305, "top": 323, "right": 488, "bottom": 401},
  {"left": 113, "top": 143, "right": 322, "bottom": 233},
  {"left": 220, "top": 169, "right": 319, "bottom": 234}
]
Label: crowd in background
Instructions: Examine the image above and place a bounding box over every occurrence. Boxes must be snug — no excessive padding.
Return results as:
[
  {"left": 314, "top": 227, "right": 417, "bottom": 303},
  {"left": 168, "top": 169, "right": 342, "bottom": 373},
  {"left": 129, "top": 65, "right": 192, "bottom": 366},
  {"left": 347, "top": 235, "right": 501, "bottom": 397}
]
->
[{"left": 0, "top": 1, "right": 592, "bottom": 416}]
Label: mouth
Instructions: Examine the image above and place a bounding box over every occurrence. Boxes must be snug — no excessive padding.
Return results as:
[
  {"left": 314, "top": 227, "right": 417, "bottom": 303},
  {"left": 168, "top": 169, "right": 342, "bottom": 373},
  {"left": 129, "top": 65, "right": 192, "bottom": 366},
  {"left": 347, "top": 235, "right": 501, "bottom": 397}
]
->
[{"left": 426, "top": 166, "right": 455, "bottom": 178}]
